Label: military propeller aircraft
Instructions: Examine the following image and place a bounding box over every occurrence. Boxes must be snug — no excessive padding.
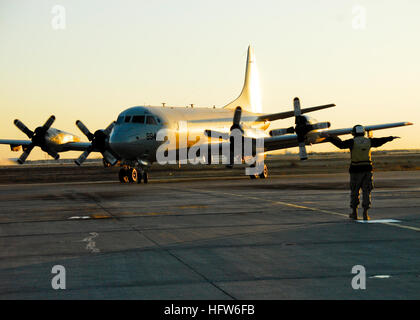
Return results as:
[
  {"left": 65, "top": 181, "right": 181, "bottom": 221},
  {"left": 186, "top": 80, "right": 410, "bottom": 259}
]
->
[{"left": 0, "top": 46, "right": 413, "bottom": 183}]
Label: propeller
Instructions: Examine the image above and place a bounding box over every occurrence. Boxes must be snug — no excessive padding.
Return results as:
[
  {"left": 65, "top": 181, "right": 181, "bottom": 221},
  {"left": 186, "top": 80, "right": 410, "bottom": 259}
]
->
[
  {"left": 204, "top": 106, "right": 244, "bottom": 140},
  {"left": 13, "top": 115, "right": 58, "bottom": 164},
  {"left": 74, "top": 120, "right": 117, "bottom": 166},
  {"left": 293, "top": 98, "right": 309, "bottom": 160},
  {"left": 228, "top": 106, "right": 245, "bottom": 166},
  {"left": 268, "top": 97, "right": 332, "bottom": 161},
  {"left": 205, "top": 106, "right": 248, "bottom": 166}
]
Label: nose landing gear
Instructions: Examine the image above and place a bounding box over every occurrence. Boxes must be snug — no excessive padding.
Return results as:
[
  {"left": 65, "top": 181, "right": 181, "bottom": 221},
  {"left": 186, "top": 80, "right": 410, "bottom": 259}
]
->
[{"left": 119, "top": 167, "right": 149, "bottom": 184}]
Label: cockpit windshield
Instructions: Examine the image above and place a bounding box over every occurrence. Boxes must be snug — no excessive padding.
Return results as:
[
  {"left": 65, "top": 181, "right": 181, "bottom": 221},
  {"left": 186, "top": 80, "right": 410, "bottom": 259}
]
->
[
  {"left": 132, "top": 115, "right": 145, "bottom": 123},
  {"left": 117, "top": 114, "right": 161, "bottom": 125},
  {"left": 146, "top": 116, "right": 157, "bottom": 125}
]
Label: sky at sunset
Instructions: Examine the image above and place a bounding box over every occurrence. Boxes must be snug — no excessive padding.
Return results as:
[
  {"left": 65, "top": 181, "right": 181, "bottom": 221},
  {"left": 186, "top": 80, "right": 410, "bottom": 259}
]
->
[{"left": 1, "top": 0, "right": 419, "bottom": 161}]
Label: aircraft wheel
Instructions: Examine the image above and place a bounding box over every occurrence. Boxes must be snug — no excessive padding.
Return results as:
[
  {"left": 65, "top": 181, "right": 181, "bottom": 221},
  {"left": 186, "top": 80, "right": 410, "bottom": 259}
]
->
[
  {"left": 248, "top": 163, "right": 258, "bottom": 179},
  {"left": 143, "top": 171, "right": 149, "bottom": 184},
  {"left": 128, "top": 168, "right": 138, "bottom": 183},
  {"left": 103, "top": 158, "right": 111, "bottom": 168},
  {"left": 136, "top": 168, "right": 143, "bottom": 184},
  {"left": 119, "top": 168, "right": 130, "bottom": 183},
  {"left": 259, "top": 164, "right": 268, "bottom": 179}
]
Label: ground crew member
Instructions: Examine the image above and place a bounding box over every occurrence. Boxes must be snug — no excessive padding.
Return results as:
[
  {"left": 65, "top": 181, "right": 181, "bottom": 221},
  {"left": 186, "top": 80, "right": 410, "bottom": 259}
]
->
[{"left": 326, "top": 125, "right": 398, "bottom": 220}]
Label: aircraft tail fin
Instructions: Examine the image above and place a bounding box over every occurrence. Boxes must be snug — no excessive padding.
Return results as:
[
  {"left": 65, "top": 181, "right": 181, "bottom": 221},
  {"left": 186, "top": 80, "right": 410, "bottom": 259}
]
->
[{"left": 223, "top": 46, "right": 262, "bottom": 113}]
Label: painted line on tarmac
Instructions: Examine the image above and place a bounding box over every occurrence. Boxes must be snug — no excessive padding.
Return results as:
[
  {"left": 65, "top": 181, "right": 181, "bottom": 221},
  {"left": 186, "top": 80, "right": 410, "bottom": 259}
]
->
[
  {"left": 191, "top": 189, "right": 420, "bottom": 233},
  {"left": 216, "top": 191, "right": 348, "bottom": 218},
  {"left": 380, "top": 222, "right": 420, "bottom": 232}
]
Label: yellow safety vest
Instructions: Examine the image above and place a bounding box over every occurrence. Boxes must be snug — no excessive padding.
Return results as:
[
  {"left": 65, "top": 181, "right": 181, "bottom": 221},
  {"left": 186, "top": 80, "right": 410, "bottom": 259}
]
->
[{"left": 351, "top": 136, "right": 372, "bottom": 166}]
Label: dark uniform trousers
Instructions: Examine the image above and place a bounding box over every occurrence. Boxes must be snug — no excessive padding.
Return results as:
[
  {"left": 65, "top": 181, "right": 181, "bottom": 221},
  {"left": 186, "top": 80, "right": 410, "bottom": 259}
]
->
[{"left": 350, "top": 171, "right": 373, "bottom": 210}]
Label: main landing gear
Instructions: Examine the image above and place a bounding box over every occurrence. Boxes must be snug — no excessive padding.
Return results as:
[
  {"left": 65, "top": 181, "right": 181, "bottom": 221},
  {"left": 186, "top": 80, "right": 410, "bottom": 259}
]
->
[
  {"left": 119, "top": 167, "right": 149, "bottom": 184},
  {"left": 249, "top": 163, "right": 269, "bottom": 179}
]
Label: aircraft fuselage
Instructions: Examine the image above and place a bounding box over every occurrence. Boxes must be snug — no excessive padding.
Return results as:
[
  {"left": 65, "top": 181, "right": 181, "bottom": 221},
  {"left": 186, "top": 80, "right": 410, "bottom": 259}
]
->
[{"left": 108, "top": 105, "right": 269, "bottom": 163}]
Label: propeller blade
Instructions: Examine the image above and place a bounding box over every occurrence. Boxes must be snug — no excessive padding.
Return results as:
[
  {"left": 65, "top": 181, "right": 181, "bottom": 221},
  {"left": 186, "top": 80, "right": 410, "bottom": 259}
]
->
[
  {"left": 233, "top": 106, "right": 242, "bottom": 127},
  {"left": 226, "top": 106, "right": 245, "bottom": 167},
  {"left": 75, "top": 151, "right": 90, "bottom": 166},
  {"left": 75, "top": 148, "right": 92, "bottom": 166},
  {"left": 204, "top": 130, "right": 230, "bottom": 140},
  {"left": 102, "top": 150, "right": 117, "bottom": 166},
  {"left": 42, "top": 115, "right": 56, "bottom": 130},
  {"left": 17, "top": 144, "right": 35, "bottom": 164},
  {"left": 14, "top": 119, "right": 34, "bottom": 138},
  {"left": 298, "top": 142, "right": 308, "bottom": 161},
  {"left": 230, "top": 106, "right": 244, "bottom": 133},
  {"left": 103, "top": 121, "right": 116, "bottom": 136},
  {"left": 47, "top": 149, "right": 60, "bottom": 160},
  {"left": 76, "top": 120, "right": 94, "bottom": 141},
  {"left": 293, "top": 97, "right": 301, "bottom": 117}
]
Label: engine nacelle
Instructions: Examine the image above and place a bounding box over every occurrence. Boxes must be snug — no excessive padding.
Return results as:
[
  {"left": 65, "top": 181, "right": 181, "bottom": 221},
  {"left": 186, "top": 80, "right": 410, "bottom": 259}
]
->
[
  {"left": 46, "top": 128, "right": 81, "bottom": 145},
  {"left": 269, "top": 127, "right": 295, "bottom": 137},
  {"left": 310, "top": 122, "right": 331, "bottom": 130}
]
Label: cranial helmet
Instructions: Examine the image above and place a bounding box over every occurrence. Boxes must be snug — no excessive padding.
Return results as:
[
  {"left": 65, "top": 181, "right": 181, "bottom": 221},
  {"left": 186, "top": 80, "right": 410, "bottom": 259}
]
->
[{"left": 352, "top": 125, "right": 365, "bottom": 137}]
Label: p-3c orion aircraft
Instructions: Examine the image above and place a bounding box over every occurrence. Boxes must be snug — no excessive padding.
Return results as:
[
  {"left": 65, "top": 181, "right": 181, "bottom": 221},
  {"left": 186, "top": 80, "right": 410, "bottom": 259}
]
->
[{"left": 0, "top": 46, "right": 413, "bottom": 183}]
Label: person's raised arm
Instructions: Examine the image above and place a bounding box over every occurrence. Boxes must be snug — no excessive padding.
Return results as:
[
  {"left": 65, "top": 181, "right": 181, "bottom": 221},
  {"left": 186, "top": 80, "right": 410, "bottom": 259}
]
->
[
  {"left": 325, "top": 136, "right": 353, "bottom": 149},
  {"left": 370, "top": 136, "right": 399, "bottom": 148}
]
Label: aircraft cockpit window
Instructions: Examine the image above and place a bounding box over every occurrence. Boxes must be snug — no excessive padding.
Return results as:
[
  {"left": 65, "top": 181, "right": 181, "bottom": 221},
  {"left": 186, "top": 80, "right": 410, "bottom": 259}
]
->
[
  {"left": 132, "top": 115, "right": 145, "bottom": 123},
  {"left": 146, "top": 116, "right": 157, "bottom": 125},
  {"left": 156, "top": 117, "right": 161, "bottom": 123},
  {"left": 124, "top": 116, "right": 132, "bottom": 123}
]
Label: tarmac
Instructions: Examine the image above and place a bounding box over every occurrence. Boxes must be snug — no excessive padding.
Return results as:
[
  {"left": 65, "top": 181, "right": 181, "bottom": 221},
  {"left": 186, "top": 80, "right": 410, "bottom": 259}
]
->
[{"left": 1, "top": 170, "right": 420, "bottom": 299}]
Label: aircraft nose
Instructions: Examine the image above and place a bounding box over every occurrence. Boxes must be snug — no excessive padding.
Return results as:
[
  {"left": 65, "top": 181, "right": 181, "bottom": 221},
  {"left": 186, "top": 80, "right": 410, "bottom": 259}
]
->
[
  {"left": 109, "top": 130, "right": 129, "bottom": 155},
  {"left": 109, "top": 126, "right": 145, "bottom": 159}
]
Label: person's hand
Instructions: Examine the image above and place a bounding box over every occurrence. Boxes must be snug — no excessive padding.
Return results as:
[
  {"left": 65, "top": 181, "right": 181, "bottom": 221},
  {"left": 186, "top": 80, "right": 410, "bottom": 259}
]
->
[{"left": 390, "top": 136, "right": 400, "bottom": 140}]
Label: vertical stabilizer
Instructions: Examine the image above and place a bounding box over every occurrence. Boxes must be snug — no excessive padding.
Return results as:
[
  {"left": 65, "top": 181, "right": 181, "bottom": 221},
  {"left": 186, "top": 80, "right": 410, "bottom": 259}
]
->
[{"left": 223, "top": 46, "right": 262, "bottom": 113}]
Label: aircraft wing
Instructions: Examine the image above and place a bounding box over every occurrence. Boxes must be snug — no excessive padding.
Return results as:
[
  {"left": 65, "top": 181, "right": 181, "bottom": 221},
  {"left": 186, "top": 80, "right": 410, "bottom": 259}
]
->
[
  {"left": 0, "top": 139, "right": 91, "bottom": 152},
  {"left": 257, "top": 104, "right": 335, "bottom": 122},
  {"left": 0, "top": 139, "right": 34, "bottom": 152},
  {"left": 0, "top": 139, "right": 33, "bottom": 149},
  {"left": 263, "top": 134, "right": 300, "bottom": 152},
  {"left": 264, "top": 121, "right": 413, "bottom": 152},
  {"left": 318, "top": 122, "right": 413, "bottom": 138},
  {"left": 59, "top": 142, "right": 92, "bottom": 152}
]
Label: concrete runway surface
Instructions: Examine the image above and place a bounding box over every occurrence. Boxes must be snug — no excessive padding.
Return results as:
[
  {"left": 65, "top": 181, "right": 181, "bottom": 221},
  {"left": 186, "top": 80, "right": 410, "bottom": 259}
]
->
[{"left": 1, "top": 171, "right": 420, "bottom": 299}]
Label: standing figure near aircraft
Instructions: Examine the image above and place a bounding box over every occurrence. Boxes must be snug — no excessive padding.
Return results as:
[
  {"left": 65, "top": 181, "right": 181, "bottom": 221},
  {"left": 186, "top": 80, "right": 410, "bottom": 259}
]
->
[{"left": 326, "top": 125, "right": 398, "bottom": 220}]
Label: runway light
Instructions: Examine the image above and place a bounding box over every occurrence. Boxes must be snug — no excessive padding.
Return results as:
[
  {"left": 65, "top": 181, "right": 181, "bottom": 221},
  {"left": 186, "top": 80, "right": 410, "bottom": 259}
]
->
[
  {"left": 369, "top": 275, "right": 391, "bottom": 279},
  {"left": 68, "top": 216, "right": 90, "bottom": 220}
]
